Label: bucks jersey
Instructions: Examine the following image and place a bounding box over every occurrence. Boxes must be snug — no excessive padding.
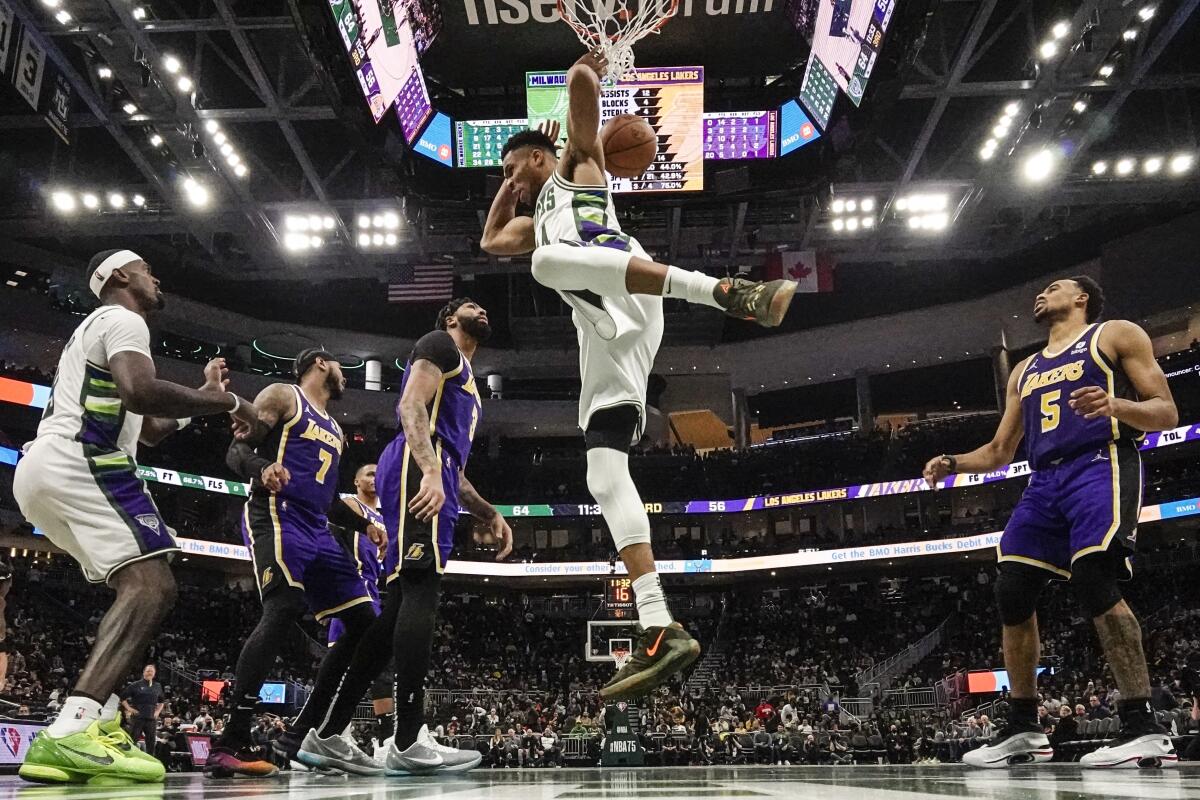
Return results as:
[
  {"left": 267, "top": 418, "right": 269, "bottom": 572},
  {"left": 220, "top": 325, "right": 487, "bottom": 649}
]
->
[
  {"left": 258, "top": 385, "right": 344, "bottom": 512},
  {"left": 1018, "top": 322, "right": 1140, "bottom": 469},
  {"left": 34, "top": 305, "right": 152, "bottom": 459},
  {"left": 532, "top": 170, "right": 665, "bottom": 438}
]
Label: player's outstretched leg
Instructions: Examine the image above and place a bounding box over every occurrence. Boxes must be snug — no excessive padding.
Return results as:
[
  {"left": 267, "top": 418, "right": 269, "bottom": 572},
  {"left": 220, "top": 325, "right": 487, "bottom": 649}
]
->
[{"left": 531, "top": 242, "right": 797, "bottom": 327}]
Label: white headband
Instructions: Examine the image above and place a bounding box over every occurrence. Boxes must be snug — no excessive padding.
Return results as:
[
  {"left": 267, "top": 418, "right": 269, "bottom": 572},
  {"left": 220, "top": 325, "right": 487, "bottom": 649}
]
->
[{"left": 89, "top": 250, "right": 143, "bottom": 299}]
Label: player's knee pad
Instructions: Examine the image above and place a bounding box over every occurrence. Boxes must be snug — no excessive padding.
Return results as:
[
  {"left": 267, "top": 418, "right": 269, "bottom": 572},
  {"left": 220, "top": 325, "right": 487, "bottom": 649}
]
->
[
  {"left": 1069, "top": 556, "right": 1124, "bottom": 617},
  {"left": 586, "top": 448, "right": 650, "bottom": 552},
  {"left": 994, "top": 566, "right": 1048, "bottom": 626}
]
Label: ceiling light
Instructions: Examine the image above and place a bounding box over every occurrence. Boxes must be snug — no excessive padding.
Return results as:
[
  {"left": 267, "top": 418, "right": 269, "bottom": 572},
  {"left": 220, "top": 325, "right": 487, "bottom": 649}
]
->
[
  {"left": 50, "top": 191, "right": 75, "bottom": 212},
  {"left": 305, "top": 215, "right": 321, "bottom": 231},
  {"left": 54, "top": 9, "right": 71, "bottom": 24},
  {"left": 1123, "top": 28, "right": 1138, "bottom": 40},
  {"left": 132, "top": 194, "right": 146, "bottom": 207},
  {"left": 845, "top": 217, "right": 859, "bottom": 231},
  {"left": 309, "top": 236, "right": 323, "bottom": 249},
  {"left": 284, "top": 233, "right": 309, "bottom": 251},
  {"left": 382, "top": 212, "right": 400, "bottom": 229},
  {"left": 40, "top": 0, "right": 61, "bottom": 7},
  {"left": 992, "top": 122, "right": 1009, "bottom": 138},
  {"left": 204, "top": 120, "right": 219, "bottom": 134},
  {"left": 122, "top": 102, "right": 138, "bottom": 115},
  {"left": 384, "top": 233, "right": 398, "bottom": 246},
  {"left": 832, "top": 218, "right": 845, "bottom": 232},
  {"left": 1098, "top": 64, "right": 1114, "bottom": 78},
  {"left": 1022, "top": 148, "right": 1056, "bottom": 183},
  {"left": 184, "top": 181, "right": 209, "bottom": 208},
  {"left": 132, "top": 6, "right": 147, "bottom": 20},
  {"left": 927, "top": 193, "right": 948, "bottom": 211},
  {"left": 176, "top": 76, "right": 193, "bottom": 93},
  {"left": 845, "top": 199, "right": 857, "bottom": 213},
  {"left": 213, "top": 132, "right": 226, "bottom": 146},
  {"left": 1051, "top": 20, "right": 1070, "bottom": 39},
  {"left": 97, "top": 66, "right": 113, "bottom": 79},
  {"left": 357, "top": 215, "right": 370, "bottom": 229},
  {"left": 372, "top": 233, "right": 384, "bottom": 246},
  {"left": 1004, "top": 102, "right": 1020, "bottom": 117},
  {"left": 894, "top": 197, "right": 908, "bottom": 211},
  {"left": 148, "top": 133, "right": 163, "bottom": 147},
  {"left": 219, "top": 143, "right": 234, "bottom": 157},
  {"left": 979, "top": 145, "right": 995, "bottom": 160},
  {"left": 1143, "top": 156, "right": 1162, "bottom": 175},
  {"left": 1072, "top": 100, "right": 1087, "bottom": 113},
  {"left": 108, "top": 193, "right": 126, "bottom": 209},
  {"left": 163, "top": 55, "right": 181, "bottom": 74},
  {"left": 926, "top": 213, "right": 949, "bottom": 231},
  {"left": 233, "top": 163, "right": 248, "bottom": 178},
  {"left": 861, "top": 216, "right": 874, "bottom": 229},
  {"left": 831, "top": 198, "right": 845, "bottom": 214},
  {"left": 1038, "top": 41, "right": 1058, "bottom": 60},
  {"left": 860, "top": 197, "right": 875, "bottom": 212},
  {"left": 1091, "top": 160, "right": 1108, "bottom": 175},
  {"left": 1169, "top": 153, "right": 1194, "bottom": 174},
  {"left": 286, "top": 215, "right": 307, "bottom": 231},
  {"left": 322, "top": 216, "right": 336, "bottom": 230},
  {"left": 226, "top": 153, "right": 241, "bottom": 166},
  {"left": 907, "top": 216, "right": 922, "bottom": 230},
  {"left": 81, "top": 193, "right": 99, "bottom": 209},
  {"left": 358, "top": 233, "right": 371, "bottom": 247},
  {"left": 1138, "top": 6, "right": 1155, "bottom": 21},
  {"left": 1115, "top": 158, "right": 1135, "bottom": 175},
  {"left": 372, "top": 215, "right": 384, "bottom": 228}
]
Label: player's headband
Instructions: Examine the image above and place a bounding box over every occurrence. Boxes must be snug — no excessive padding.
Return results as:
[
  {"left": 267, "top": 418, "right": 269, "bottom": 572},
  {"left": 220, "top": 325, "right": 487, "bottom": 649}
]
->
[
  {"left": 89, "top": 250, "right": 143, "bottom": 299},
  {"left": 293, "top": 348, "right": 337, "bottom": 380}
]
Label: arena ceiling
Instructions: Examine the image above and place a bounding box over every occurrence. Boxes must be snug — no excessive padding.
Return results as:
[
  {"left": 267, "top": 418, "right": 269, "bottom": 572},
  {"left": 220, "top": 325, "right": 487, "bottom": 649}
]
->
[{"left": 0, "top": 0, "right": 1198, "bottom": 344}]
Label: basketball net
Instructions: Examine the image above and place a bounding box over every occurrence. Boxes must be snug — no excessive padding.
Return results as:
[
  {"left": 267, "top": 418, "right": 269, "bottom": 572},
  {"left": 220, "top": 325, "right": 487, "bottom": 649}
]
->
[
  {"left": 611, "top": 648, "right": 632, "bottom": 671},
  {"left": 557, "top": 0, "right": 679, "bottom": 82}
]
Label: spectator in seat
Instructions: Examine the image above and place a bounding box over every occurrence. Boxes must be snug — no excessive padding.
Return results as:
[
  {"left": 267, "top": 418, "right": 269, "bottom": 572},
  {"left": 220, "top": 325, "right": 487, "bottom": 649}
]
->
[
  {"left": 541, "top": 723, "right": 561, "bottom": 767},
  {"left": 1049, "top": 704, "right": 1076, "bottom": 758},
  {"left": 1088, "top": 694, "right": 1111, "bottom": 720},
  {"left": 802, "top": 733, "right": 820, "bottom": 764}
]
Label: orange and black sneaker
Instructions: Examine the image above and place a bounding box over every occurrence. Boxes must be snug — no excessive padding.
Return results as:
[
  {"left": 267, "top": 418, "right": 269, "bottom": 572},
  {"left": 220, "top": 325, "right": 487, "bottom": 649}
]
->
[
  {"left": 712, "top": 277, "right": 797, "bottom": 327},
  {"left": 204, "top": 744, "right": 278, "bottom": 779},
  {"left": 599, "top": 623, "right": 701, "bottom": 701}
]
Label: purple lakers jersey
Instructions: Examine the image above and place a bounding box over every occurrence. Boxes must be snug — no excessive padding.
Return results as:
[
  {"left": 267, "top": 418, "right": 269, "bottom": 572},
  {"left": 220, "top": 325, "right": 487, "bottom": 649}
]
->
[
  {"left": 1019, "top": 322, "right": 1138, "bottom": 470},
  {"left": 260, "top": 385, "right": 343, "bottom": 512},
  {"left": 395, "top": 331, "right": 482, "bottom": 467}
]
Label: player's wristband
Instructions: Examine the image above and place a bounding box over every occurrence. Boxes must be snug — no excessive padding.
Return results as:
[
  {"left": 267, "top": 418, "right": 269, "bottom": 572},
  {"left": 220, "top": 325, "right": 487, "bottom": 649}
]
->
[
  {"left": 227, "top": 392, "right": 241, "bottom": 414},
  {"left": 941, "top": 455, "right": 957, "bottom": 472},
  {"left": 175, "top": 418, "right": 192, "bottom": 430}
]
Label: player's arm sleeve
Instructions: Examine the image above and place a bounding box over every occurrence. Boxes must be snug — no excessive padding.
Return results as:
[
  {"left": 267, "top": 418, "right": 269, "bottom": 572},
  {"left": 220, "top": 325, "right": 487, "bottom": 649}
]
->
[
  {"left": 328, "top": 497, "right": 369, "bottom": 533},
  {"left": 410, "top": 331, "right": 461, "bottom": 374},
  {"left": 96, "top": 309, "right": 153, "bottom": 362}
]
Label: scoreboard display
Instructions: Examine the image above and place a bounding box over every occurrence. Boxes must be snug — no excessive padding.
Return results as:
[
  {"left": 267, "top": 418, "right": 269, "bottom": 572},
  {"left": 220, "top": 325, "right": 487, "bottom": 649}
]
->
[
  {"left": 456, "top": 118, "right": 529, "bottom": 168},
  {"left": 605, "top": 577, "right": 635, "bottom": 612},
  {"left": 703, "top": 111, "right": 778, "bottom": 160},
  {"left": 798, "top": 52, "right": 837, "bottom": 131},
  {"left": 526, "top": 67, "right": 705, "bottom": 193},
  {"left": 327, "top": 0, "right": 432, "bottom": 128},
  {"left": 779, "top": 99, "right": 821, "bottom": 156}
]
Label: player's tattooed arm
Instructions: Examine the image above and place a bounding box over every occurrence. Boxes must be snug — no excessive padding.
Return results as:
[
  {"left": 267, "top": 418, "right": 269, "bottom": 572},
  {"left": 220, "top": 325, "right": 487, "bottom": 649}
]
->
[
  {"left": 399, "top": 358, "right": 447, "bottom": 522},
  {"left": 460, "top": 472, "right": 513, "bottom": 561},
  {"left": 226, "top": 383, "right": 295, "bottom": 489},
  {"left": 924, "top": 360, "right": 1026, "bottom": 487},
  {"left": 1072, "top": 320, "right": 1178, "bottom": 431}
]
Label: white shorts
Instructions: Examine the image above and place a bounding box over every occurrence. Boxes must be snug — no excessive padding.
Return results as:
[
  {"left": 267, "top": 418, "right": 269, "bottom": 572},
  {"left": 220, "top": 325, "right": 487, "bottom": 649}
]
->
[
  {"left": 560, "top": 241, "right": 665, "bottom": 437},
  {"left": 12, "top": 435, "right": 178, "bottom": 584}
]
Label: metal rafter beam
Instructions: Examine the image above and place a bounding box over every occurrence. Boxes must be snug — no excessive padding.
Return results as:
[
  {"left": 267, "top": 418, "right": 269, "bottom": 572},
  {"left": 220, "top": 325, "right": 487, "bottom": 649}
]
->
[
  {"left": 0, "top": 106, "right": 337, "bottom": 129},
  {"left": 45, "top": 16, "right": 295, "bottom": 34},
  {"left": 4, "top": 0, "right": 221, "bottom": 260},
  {"left": 899, "top": 73, "right": 1200, "bottom": 100},
  {"left": 897, "top": 0, "right": 1000, "bottom": 188}
]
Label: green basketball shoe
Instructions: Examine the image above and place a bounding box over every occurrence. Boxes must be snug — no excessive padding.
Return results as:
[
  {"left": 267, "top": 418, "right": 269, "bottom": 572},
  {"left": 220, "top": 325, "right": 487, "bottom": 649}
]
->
[
  {"left": 98, "top": 717, "right": 166, "bottom": 772},
  {"left": 19, "top": 722, "right": 165, "bottom": 785}
]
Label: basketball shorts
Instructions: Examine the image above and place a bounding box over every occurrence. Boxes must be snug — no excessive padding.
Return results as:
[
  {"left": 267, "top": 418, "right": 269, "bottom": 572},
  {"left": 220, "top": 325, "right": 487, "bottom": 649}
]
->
[
  {"left": 13, "top": 435, "right": 178, "bottom": 584},
  {"left": 241, "top": 494, "right": 373, "bottom": 620},
  {"left": 377, "top": 434, "right": 460, "bottom": 581},
  {"left": 998, "top": 439, "right": 1142, "bottom": 580},
  {"left": 327, "top": 534, "right": 383, "bottom": 646}
]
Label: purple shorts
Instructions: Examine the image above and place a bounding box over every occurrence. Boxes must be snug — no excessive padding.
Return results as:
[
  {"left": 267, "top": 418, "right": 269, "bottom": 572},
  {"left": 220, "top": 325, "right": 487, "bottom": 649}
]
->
[
  {"left": 241, "top": 495, "right": 374, "bottom": 620},
  {"left": 328, "top": 534, "right": 383, "bottom": 645},
  {"left": 377, "top": 435, "right": 461, "bottom": 582},
  {"left": 998, "top": 440, "right": 1142, "bottom": 580}
]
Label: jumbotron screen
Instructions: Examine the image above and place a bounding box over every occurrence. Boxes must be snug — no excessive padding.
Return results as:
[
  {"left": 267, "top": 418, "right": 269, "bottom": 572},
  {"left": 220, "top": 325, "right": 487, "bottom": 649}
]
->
[
  {"left": 526, "top": 67, "right": 705, "bottom": 193},
  {"left": 456, "top": 118, "right": 529, "bottom": 168},
  {"left": 328, "top": 0, "right": 433, "bottom": 133},
  {"left": 806, "top": 0, "right": 898, "bottom": 107},
  {"left": 703, "top": 111, "right": 778, "bottom": 160}
]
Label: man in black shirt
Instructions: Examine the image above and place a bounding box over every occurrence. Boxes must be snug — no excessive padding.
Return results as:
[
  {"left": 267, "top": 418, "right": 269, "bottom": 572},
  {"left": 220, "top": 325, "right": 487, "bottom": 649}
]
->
[{"left": 121, "top": 664, "right": 165, "bottom": 756}]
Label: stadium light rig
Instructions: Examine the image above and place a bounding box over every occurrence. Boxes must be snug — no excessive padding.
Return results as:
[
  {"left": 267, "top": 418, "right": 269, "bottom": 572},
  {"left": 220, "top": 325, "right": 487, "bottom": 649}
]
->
[
  {"left": 892, "top": 191, "right": 955, "bottom": 233},
  {"left": 1088, "top": 152, "right": 1194, "bottom": 179},
  {"left": 355, "top": 210, "right": 403, "bottom": 249},
  {"left": 47, "top": 188, "right": 155, "bottom": 215},
  {"left": 829, "top": 196, "right": 875, "bottom": 233},
  {"left": 199, "top": 120, "right": 249, "bottom": 180},
  {"left": 978, "top": 102, "right": 1022, "bottom": 161}
]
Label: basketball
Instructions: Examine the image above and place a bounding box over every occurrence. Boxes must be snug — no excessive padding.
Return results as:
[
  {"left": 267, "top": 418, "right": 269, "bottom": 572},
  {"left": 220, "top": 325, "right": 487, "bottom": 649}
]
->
[{"left": 601, "top": 114, "right": 657, "bottom": 178}]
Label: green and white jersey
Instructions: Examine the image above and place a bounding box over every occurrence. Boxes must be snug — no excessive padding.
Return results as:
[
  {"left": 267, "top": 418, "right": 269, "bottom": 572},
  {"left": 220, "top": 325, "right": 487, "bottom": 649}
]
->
[
  {"left": 533, "top": 171, "right": 633, "bottom": 251},
  {"left": 34, "top": 305, "right": 151, "bottom": 459}
]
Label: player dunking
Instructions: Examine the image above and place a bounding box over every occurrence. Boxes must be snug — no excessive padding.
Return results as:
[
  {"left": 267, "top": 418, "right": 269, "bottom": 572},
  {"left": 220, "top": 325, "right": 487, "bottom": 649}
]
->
[
  {"left": 482, "top": 50, "right": 797, "bottom": 700},
  {"left": 208, "top": 350, "right": 380, "bottom": 777},
  {"left": 292, "top": 299, "right": 512, "bottom": 775},
  {"left": 13, "top": 250, "right": 258, "bottom": 785},
  {"left": 923, "top": 277, "right": 1179, "bottom": 769}
]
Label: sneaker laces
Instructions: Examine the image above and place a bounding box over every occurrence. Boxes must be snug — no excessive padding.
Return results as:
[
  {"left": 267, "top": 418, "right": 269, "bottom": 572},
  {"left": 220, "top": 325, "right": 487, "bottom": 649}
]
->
[
  {"left": 340, "top": 734, "right": 374, "bottom": 761},
  {"left": 420, "top": 728, "right": 460, "bottom": 754}
]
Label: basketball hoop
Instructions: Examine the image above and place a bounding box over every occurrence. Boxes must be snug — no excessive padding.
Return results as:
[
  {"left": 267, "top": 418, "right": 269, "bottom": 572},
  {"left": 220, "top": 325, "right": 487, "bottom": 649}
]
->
[
  {"left": 611, "top": 647, "right": 632, "bottom": 671},
  {"left": 557, "top": 0, "right": 679, "bottom": 82}
]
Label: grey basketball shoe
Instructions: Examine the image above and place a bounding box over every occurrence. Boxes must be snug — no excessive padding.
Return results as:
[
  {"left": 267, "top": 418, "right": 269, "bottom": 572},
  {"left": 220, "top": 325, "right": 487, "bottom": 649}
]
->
[{"left": 385, "top": 725, "right": 482, "bottom": 775}]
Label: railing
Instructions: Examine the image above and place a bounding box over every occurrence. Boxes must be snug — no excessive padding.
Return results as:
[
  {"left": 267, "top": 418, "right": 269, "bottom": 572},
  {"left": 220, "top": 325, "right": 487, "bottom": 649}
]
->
[
  {"left": 561, "top": 734, "right": 593, "bottom": 760},
  {"left": 854, "top": 615, "right": 951, "bottom": 693},
  {"left": 881, "top": 686, "right": 937, "bottom": 709}
]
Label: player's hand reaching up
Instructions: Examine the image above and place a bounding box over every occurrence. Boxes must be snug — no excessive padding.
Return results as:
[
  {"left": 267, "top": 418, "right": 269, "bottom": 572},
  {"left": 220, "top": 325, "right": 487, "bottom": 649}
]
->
[
  {"left": 410, "top": 471, "right": 445, "bottom": 522},
  {"left": 1069, "top": 385, "right": 1119, "bottom": 419},
  {"left": 201, "top": 358, "right": 230, "bottom": 392},
  {"left": 490, "top": 513, "right": 513, "bottom": 561},
  {"left": 922, "top": 455, "right": 954, "bottom": 489},
  {"left": 536, "top": 119, "right": 561, "bottom": 144},
  {"left": 260, "top": 462, "right": 291, "bottom": 492},
  {"left": 574, "top": 48, "right": 609, "bottom": 79}
]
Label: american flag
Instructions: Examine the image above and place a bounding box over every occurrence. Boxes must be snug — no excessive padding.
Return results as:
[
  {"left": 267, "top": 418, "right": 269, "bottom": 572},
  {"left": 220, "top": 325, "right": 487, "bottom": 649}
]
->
[{"left": 386, "top": 264, "right": 455, "bottom": 303}]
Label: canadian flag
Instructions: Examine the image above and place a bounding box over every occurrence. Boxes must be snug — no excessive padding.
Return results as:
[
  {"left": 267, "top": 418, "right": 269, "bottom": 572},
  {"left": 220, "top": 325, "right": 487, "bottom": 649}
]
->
[{"left": 764, "top": 250, "right": 835, "bottom": 293}]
